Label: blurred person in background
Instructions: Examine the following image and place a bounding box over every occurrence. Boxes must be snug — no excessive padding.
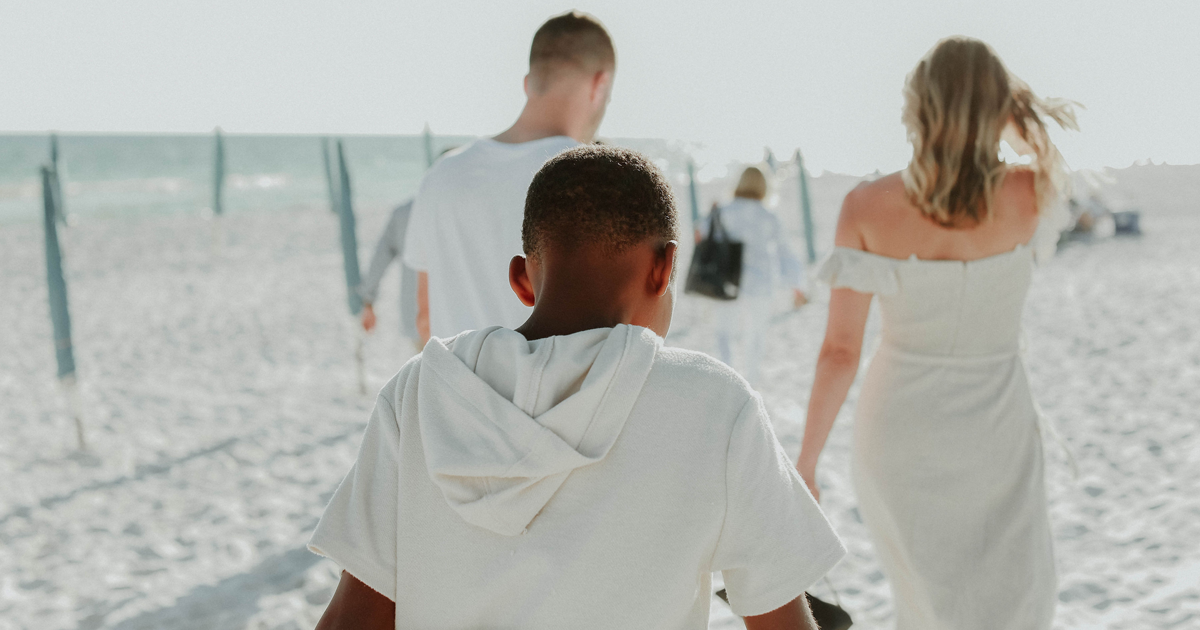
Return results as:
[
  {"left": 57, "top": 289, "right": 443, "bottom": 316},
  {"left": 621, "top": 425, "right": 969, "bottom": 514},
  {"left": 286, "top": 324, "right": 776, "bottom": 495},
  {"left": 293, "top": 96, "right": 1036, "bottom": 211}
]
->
[
  {"left": 702, "top": 165, "right": 808, "bottom": 386},
  {"left": 402, "top": 11, "right": 615, "bottom": 343},
  {"left": 359, "top": 198, "right": 420, "bottom": 351},
  {"left": 359, "top": 148, "right": 459, "bottom": 353},
  {"left": 796, "top": 37, "right": 1077, "bottom": 630}
]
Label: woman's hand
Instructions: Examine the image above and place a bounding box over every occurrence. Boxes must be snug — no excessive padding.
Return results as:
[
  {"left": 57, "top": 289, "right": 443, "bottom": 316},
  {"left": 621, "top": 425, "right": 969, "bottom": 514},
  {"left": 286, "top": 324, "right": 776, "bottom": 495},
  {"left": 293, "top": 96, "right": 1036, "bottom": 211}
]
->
[
  {"left": 797, "top": 461, "right": 820, "bottom": 503},
  {"left": 792, "top": 289, "right": 809, "bottom": 309}
]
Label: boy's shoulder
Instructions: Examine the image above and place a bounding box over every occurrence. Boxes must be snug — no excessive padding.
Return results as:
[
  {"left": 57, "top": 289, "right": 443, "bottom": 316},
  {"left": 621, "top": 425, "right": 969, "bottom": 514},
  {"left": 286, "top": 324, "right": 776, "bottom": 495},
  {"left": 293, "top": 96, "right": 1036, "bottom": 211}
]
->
[
  {"left": 376, "top": 329, "right": 478, "bottom": 407},
  {"left": 379, "top": 338, "right": 759, "bottom": 422},
  {"left": 647, "top": 345, "right": 757, "bottom": 410},
  {"left": 376, "top": 351, "right": 425, "bottom": 411},
  {"left": 653, "top": 344, "right": 746, "bottom": 378}
]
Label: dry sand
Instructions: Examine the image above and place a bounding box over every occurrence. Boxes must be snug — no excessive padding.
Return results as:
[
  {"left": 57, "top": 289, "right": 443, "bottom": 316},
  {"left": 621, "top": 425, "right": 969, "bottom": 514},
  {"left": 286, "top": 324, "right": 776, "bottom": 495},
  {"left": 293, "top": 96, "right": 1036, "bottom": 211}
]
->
[{"left": 1, "top": 166, "right": 1196, "bottom": 629}]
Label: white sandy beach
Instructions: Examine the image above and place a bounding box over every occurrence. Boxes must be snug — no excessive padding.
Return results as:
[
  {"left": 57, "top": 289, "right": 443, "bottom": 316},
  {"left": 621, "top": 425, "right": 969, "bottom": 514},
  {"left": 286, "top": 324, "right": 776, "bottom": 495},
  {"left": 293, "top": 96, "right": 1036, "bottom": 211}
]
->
[{"left": 2, "top": 166, "right": 1197, "bottom": 629}]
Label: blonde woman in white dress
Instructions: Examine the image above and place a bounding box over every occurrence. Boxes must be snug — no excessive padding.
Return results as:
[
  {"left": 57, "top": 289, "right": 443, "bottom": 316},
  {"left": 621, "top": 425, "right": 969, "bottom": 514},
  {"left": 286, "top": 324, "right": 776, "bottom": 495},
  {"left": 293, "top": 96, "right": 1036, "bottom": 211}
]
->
[{"left": 796, "top": 37, "right": 1078, "bottom": 630}]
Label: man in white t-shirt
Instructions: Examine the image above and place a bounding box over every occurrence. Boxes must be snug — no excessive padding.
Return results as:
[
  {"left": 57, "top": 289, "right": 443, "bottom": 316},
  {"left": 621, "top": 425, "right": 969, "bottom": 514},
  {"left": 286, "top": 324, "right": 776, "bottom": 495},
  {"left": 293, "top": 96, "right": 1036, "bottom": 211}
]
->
[
  {"left": 310, "top": 146, "right": 845, "bottom": 629},
  {"left": 402, "top": 11, "right": 616, "bottom": 342}
]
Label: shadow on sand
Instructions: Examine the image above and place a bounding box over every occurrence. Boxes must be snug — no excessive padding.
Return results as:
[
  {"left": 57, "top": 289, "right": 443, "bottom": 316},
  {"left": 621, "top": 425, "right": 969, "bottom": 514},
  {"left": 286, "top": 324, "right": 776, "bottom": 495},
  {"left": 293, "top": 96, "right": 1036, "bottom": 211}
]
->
[{"left": 83, "top": 545, "right": 322, "bottom": 630}]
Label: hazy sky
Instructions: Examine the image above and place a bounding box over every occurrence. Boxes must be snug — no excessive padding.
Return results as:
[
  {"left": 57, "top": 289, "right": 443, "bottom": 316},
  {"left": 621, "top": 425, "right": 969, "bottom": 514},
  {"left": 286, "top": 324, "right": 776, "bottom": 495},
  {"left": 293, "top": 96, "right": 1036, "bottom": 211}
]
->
[{"left": 3, "top": 0, "right": 1198, "bottom": 174}]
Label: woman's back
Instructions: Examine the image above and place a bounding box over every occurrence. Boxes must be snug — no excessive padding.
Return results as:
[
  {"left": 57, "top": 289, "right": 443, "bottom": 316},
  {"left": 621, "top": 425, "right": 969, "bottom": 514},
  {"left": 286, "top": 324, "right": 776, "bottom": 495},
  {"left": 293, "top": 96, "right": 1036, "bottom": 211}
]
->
[
  {"left": 841, "top": 169, "right": 1040, "bottom": 262},
  {"left": 827, "top": 168, "right": 1048, "bottom": 357}
]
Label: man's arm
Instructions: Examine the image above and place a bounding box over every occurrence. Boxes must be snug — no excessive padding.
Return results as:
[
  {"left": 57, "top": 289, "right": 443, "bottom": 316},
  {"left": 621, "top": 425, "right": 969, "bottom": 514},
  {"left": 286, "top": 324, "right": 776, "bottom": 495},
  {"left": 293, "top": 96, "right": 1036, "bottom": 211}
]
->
[
  {"left": 315, "top": 571, "right": 394, "bottom": 630},
  {"left": 416, "top": 271, "right": 430, "bottom": 345},
  {"left": 743, "top": 595, "right": 819, "bottom": 630},
  {"left": 359, "top": 205, "right": 408, "bottom": 332}
]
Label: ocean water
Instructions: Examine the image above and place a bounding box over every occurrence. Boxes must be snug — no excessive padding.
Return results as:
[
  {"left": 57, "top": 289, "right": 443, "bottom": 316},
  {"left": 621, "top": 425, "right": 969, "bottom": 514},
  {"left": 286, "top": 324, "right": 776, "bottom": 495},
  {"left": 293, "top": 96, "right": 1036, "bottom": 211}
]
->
[{"left": 0, "top": 133, "right": 701, "bottom": 224}]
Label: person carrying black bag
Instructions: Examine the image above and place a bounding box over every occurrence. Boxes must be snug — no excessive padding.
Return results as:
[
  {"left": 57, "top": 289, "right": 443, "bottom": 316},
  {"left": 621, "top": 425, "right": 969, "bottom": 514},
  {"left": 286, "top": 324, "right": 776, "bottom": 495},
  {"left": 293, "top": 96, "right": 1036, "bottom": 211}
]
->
[
  {"left": 686, "top": 202, "right": 744, "bottom": 300},
  {"left": 685, "top": 166, "right": 809, "bottom": 386}
]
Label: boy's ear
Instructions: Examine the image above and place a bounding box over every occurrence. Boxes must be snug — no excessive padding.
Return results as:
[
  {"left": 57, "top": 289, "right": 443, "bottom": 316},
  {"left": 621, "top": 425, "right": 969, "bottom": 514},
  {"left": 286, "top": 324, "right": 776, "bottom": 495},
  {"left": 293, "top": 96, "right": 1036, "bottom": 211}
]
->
[
  {"left": 649, "top": 241, "right": 678, "bottom": 297},
  {"left": 509, "top": 255, "right": 536, "bottom": 307}
]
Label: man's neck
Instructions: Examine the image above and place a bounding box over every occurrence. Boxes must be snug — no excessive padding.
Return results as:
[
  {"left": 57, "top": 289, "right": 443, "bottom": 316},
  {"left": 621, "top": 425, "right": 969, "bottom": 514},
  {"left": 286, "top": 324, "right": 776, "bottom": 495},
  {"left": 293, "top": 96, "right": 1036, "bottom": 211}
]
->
[{"left": 494, "top": 97, "right": 590, "bottom": 145}]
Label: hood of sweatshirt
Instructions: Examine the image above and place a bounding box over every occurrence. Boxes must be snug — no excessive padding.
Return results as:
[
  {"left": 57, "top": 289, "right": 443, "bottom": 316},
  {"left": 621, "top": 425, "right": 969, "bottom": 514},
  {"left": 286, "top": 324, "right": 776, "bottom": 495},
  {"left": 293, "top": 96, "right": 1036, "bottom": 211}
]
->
[{"left": 416, "top": 324, "right": 660, "bottom": 536}]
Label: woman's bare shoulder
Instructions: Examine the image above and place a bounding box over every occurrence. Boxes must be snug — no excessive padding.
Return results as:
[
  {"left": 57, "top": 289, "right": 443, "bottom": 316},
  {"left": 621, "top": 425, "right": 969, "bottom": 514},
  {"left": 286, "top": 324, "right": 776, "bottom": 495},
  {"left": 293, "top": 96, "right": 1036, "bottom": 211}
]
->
[
  {"left": 835, "top": 173, "right": 906, "bottom": 248},
  {"left": 844, "top": 172, "right": 907, "bottom": 211},
  {"left": 840, "top": 172, "right": 909, "bottom": 230},
  {"left": 997, "top": 167, "right": 1040, "bottom": 220}
]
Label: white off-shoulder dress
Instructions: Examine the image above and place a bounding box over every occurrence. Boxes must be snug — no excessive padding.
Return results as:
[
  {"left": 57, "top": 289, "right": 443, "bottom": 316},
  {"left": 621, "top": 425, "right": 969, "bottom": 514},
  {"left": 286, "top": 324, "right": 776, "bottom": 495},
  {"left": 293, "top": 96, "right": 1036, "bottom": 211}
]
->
[{"left": 819, "top": 218, "right": 1064, "bottom": 630}]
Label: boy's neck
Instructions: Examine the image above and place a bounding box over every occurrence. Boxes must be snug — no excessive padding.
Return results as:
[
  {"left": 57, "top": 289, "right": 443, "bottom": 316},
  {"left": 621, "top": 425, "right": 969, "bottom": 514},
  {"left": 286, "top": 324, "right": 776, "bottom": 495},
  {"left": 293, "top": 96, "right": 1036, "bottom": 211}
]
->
[
  {"left": 515, "top": 285, "right": 635, "bottom": 341},
  {"left": 514, "top": 250, "right": 641, "bottom": 341}
]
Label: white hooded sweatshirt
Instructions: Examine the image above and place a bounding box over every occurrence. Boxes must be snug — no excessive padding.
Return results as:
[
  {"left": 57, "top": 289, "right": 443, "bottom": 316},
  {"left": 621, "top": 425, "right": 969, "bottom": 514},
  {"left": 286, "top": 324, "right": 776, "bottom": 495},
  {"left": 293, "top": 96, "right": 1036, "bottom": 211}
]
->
[{"left": 309, "top": 325, "right": 844, "bottom": 627}]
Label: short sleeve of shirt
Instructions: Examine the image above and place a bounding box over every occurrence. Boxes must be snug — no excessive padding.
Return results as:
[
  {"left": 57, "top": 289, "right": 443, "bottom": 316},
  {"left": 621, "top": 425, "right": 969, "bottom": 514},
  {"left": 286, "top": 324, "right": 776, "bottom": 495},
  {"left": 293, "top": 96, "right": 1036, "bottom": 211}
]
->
[
  {"left": 402, "top": 177, "right": 433, "bottom": 272},
  {"left": 711, "top": 395, "right": 846, "bottom": 617},
  {"left": 308, "top": 394, "right": 401, "bottom": 600}
]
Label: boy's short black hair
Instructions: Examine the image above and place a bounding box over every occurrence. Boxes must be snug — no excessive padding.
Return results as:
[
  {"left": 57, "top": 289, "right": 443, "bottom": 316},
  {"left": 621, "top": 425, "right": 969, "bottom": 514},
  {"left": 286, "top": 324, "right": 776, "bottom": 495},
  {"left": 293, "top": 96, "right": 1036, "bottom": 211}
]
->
[{"left": 523, "top": 145, "right": 678, "bottom": 260}]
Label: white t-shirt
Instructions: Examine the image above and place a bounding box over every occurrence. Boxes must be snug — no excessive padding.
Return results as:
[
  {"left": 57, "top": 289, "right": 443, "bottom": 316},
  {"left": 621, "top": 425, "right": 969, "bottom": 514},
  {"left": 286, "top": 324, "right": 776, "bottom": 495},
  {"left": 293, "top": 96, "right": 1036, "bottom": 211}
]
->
[
  {"left": 402, "top": 136, "right": 578, "bottom": 338},
  {"left": 309, "top": 325, "right": 845, "bottom": 627}
]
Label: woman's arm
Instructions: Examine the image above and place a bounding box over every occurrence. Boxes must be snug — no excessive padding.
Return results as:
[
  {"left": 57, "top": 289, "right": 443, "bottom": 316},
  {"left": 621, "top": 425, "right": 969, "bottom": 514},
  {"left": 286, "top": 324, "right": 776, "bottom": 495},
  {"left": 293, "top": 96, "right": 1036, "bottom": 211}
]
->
[
  {"left": 797, "top": 288, "right": 870, "bottom": 500},
  {"left": 796, "top": 192, "right": 873, "bottom": 501}
]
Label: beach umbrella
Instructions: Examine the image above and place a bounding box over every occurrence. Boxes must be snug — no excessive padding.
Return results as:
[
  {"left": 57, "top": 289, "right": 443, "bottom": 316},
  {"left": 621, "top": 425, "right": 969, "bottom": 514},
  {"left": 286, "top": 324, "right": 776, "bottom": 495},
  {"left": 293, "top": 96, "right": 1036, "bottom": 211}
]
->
[
  {"left": 321, "top": 138, "right": 339, "bottom": 213},
  {"left": 335, "top": 140, "right": 367, "bottom": 394},
  {"left": 42, "top": 165, "right": 85, "bottom": 449},
  {"left": 423, "top": 124, "right": 435, "bottom": 169},
  {"left": 687, "top": 160, "right": 702, "bottom": 228},
  {"left": 49, "top": 134, "right": 67, "bottom": 225},
  {"left": 794, "top": 149, "right": 817, "bottom": 264},
  {"left": 212, "top": 128, "right": 226, "bottom": 216}
]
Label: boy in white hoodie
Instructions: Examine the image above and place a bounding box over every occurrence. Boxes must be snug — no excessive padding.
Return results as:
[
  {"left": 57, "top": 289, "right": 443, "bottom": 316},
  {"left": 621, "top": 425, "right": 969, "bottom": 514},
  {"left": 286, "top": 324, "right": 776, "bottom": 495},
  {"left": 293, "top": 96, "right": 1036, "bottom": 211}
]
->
[{"left": 309, "top": 145, "right": 845, "bottom": 630}]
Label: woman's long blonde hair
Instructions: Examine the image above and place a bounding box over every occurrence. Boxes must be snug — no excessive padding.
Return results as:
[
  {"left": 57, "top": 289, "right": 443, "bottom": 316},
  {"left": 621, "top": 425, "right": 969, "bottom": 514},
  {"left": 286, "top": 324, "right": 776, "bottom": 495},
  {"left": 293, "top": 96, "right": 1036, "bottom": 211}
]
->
[{"left": 901, "top": 37, "right": 1079, "bottom": 226}]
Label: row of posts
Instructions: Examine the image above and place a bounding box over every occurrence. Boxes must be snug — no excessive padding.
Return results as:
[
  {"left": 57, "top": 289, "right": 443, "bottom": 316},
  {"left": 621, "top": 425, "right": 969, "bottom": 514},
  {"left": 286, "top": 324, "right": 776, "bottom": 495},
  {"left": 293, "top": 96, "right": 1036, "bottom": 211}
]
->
[
  {"left": 40, "top": 135, "right": 85, "bottom": 449},
  {"left": 39, "top": 128, "right": 817, "bottom": 450}
]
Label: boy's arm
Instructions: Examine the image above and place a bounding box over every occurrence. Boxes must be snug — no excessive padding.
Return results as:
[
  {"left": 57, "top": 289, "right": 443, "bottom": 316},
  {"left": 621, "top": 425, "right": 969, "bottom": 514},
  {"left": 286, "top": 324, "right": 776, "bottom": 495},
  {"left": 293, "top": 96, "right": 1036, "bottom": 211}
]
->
[
  {"left": 316, "top": 571, "right": 395, "bottom": 630},
  {"left": 712, "top": 396, "right": 846, "bottom": 617},
  {"left": 743, "top": 595, "right": 819, "bottom": 630},
  {"left": 308, "top": 388, "right": 406, "bottom": 619}
]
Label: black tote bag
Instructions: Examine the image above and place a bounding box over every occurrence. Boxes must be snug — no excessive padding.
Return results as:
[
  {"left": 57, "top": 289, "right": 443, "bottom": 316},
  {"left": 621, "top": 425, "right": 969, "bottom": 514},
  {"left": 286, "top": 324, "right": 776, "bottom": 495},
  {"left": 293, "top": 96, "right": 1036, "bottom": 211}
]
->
[{"left": 684, "top": 207, "right": 744, "bottom": 301}]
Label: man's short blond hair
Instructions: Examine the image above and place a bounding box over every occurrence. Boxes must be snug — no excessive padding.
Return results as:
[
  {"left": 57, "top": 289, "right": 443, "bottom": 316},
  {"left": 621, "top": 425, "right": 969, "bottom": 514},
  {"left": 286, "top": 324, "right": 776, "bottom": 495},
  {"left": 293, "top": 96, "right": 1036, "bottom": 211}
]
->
[{"left": 528, "top": 11, "right": 615, "bottom": 92}]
